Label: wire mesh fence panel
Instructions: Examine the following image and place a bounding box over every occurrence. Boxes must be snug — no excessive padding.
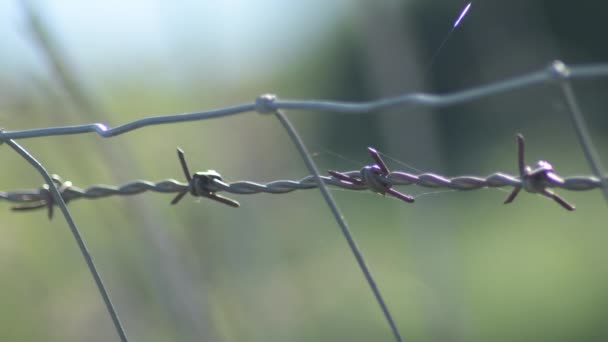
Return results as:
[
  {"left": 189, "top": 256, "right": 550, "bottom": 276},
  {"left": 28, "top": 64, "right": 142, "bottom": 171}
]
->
[
  {"left": 7, "top": 1, "right": 608, "bottom": 341},
  {"left": 1, "top": 61, "right": 607, "bottom": 341}
]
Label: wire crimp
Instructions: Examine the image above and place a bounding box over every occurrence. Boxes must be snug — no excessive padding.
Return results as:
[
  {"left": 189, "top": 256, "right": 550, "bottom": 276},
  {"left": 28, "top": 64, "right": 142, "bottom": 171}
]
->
[
  {"left": 504, "top": 134, "right": 575, "bottom": 211},
  {"left": 328, "top": 147, "right": 415, "bottom": 203},
  {"left": 11, "top": 174, "right": 72, "bottom": 219},
  {"left": 171, "top": 148, "right": 240, "bottom": 207},
  {"left": 255, "top": 94, "right": 277, "bottom": 114}
]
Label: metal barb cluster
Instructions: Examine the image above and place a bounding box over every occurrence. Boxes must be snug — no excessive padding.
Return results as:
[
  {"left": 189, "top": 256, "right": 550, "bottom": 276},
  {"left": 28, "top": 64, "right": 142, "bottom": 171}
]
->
[
  {"left": 1, "top": 135, "right": 602, "bottom": 218},
  {"left": 329, "top": 147, "right": 415, "bottom": 203},
  {"left": 10, "top": 174, "right": 73, "bottom": 219},
  {"left": 503, "top": 134, "right": 575, "bottom": 211},
  {"left": 171, "top": 148, "right": 240, "bottom": 208}
]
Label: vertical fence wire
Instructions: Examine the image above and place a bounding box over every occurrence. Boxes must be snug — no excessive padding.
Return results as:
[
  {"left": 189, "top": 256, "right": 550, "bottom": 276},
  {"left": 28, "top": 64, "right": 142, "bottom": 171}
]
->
[
  {"left": 552, "top": 62, "right": 608, "bottom": 203},
  {"left": 4, "top": 139, "right": 129, "bottom": 342},
  {"left": 272, "top": 109, "right": 403, "bottom": 342}
]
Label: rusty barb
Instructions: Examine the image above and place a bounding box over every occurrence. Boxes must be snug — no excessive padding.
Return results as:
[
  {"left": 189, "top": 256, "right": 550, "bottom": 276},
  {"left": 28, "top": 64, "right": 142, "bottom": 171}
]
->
[
  {"left": 1, "top": 134, "right": 602, "bottom": 218},
  {"left": 10, "top": 174, "right": 73, "bottom": 219},
  {"left": 503, "top": 134, "right": 575, "bottom": 211},
  {"left": 328, "top": 147, "right": 415, "bottom": 203}
]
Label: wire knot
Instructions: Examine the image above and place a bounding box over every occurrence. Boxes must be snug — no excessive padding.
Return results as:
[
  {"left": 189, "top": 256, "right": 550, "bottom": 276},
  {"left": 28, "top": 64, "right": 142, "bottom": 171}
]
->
[
  {"left": 12, "top": 174, "right": 72, "bottom": 219},
  {"left": 255, "top": 94, "right": 277, "bottom": 114},
  {"left": 171, "top": 148, "right": 240, "bottom": 207},
  {"left": 548, "top": 60, "right": 571, "bottom": 80},
  {"left": 520, "top": 160, "right": 563, "bottom": 193},
  {"left": 329, "top": 147, "right": 414, "bottom": 203},
  {"left": 504, "top": 134, "right": 575, "bottom": 210},
  {"left": 359, "top": 165, "right": 391, "bottom": 194}
]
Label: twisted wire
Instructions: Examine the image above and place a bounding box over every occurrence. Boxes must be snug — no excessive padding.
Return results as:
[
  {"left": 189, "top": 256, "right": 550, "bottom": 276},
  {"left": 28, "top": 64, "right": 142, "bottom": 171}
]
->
[{"left": 1, "top": 171, "right": 601, "bottom": 206}]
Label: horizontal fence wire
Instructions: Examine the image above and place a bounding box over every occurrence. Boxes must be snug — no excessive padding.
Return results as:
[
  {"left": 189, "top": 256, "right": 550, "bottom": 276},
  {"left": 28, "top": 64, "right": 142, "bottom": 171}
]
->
[
  {"left": 2, "top": 60, "right": 608, "bottom": 342},
  {"left": 1, "top": 171, "right": 602, "bottom": 207},
  {"left": 1, "top": 62, "right": 608, "bottom": 141}
]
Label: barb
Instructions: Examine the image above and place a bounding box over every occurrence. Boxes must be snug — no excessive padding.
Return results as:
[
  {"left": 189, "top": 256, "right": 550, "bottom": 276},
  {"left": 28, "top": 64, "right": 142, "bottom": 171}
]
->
[
  {"left": 503, "top": 134, "right": 575, "bottom": 211},
  {"left": 10, "top": 174, "right": 73, "bottom": 219},
  {"left": 329, "top": 147, "right": 415, "bottom": 203},
  {"left": 170, "top": 148, "right": 239, "bottom": 207}
]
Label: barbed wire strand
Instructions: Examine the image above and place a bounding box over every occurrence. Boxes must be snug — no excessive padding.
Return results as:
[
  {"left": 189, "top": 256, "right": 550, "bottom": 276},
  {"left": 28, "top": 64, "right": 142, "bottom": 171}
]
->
[
  {"left": 271, "top": 108, "right": 404, "bottom": 342},
  {"left": 1, "top": 172, "right": 602, "bottom": 206},
  {"left": 4, "top": 139, "right": 129, "bottom": 342},
  {"left": 3, "top": 130, "right": 601, "bottom": 213},
  {"left": 552, "top": 62, "right": 608, "bottom": 203}
]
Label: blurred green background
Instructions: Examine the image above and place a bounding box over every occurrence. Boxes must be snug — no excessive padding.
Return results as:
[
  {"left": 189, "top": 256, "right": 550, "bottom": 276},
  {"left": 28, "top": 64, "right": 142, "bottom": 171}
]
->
[{"left": 1, "top": 0, "right": 607, "bottom": 341}]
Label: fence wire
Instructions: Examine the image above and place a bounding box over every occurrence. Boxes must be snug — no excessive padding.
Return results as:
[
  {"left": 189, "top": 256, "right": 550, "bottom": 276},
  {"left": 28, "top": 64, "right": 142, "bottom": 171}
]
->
[
  {"left": 2, "top": 150, "right": 602, "bottom": 212},
  {"left": 2, "top": 60, "right": 607, "bottom": 342}
]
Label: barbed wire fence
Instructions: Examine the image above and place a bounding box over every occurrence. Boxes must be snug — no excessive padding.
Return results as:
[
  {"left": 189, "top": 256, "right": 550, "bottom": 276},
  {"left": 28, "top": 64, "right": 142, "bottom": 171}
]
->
[{"left": 1, "top": 60, "right": 607, "bottom": 342}]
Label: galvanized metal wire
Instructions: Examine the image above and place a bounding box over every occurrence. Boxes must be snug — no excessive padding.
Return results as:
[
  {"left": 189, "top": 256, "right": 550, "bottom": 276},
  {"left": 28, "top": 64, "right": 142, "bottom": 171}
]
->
[{"left": 1, "top": 62, "right": 608, "bottom": 142}]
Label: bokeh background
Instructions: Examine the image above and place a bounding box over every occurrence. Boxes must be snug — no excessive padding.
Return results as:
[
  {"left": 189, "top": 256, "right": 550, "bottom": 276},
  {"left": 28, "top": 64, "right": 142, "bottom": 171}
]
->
[{"left": 1, "top": 0, "right": 607, "bottom": 341}]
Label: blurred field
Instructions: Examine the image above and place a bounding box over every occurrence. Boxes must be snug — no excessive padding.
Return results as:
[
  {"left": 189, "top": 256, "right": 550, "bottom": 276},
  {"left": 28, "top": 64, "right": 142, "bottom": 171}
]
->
[{"left": 1, "top": 1, "right": 607, "bottom": 341}]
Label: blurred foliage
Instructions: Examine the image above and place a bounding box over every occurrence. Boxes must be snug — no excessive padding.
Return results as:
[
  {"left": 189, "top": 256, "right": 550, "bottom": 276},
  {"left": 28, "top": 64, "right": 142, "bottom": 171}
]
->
[{"left": 1, "top": 0, "right": 607, "bottom": 341}]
